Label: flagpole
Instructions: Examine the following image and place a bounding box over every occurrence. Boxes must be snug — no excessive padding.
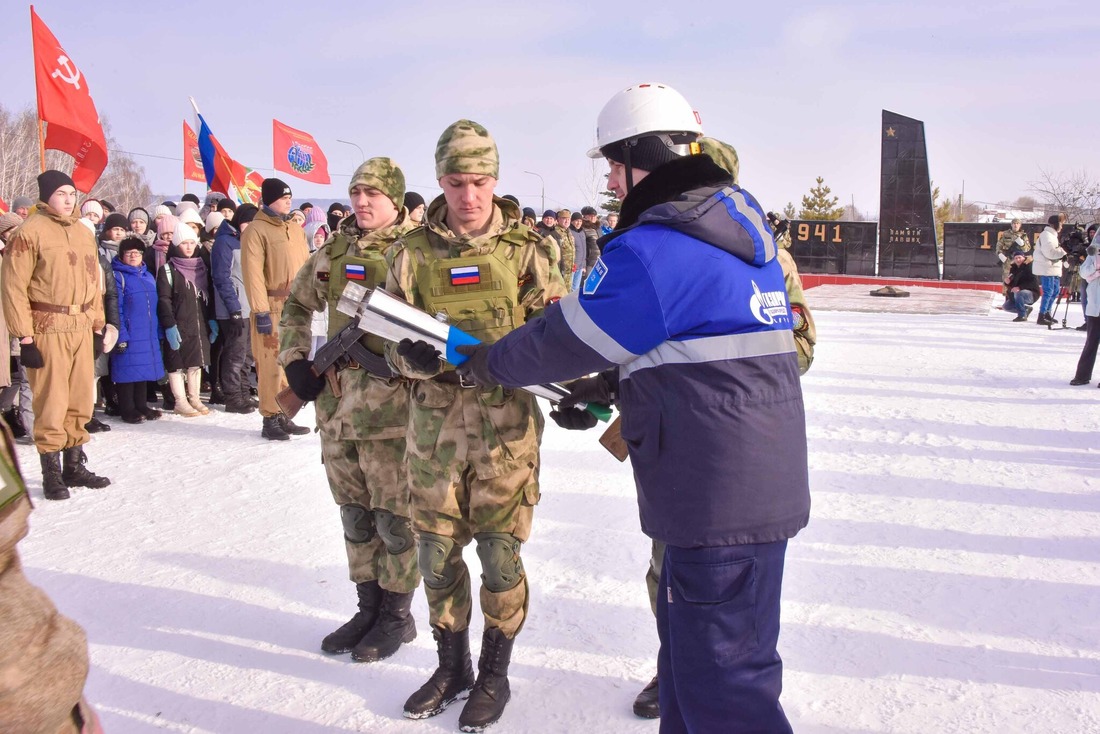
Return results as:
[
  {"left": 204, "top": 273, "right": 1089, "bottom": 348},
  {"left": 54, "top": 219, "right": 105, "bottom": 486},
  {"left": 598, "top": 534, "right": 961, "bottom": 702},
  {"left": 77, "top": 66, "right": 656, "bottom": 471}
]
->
[{"left": 37, "top": 119, "right": 46, "bottom": 173}]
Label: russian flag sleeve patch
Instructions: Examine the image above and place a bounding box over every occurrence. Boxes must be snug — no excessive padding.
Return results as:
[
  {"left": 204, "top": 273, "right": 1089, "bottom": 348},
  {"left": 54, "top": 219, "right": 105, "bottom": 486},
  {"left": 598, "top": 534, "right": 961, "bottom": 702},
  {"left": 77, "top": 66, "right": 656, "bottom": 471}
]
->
[{"left": 345, "top": 264, "right": 366, "bottom": 281}]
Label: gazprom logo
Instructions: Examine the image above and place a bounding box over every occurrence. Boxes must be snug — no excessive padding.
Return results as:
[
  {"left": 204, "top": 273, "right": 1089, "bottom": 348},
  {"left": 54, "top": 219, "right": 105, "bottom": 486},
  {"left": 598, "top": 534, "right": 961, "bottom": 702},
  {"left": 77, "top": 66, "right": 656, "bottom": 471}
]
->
[{"left": 749, "top": 281, "right": 789, "bottom": 325}]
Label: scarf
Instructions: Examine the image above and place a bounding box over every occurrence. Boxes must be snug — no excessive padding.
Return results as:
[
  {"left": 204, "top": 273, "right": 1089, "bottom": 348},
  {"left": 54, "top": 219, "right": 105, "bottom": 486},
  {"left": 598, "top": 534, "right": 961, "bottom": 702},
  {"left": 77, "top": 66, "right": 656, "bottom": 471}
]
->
[
  {"left": 169, "top": 255, "right": 209, "bottom": 302},
  {"left": 151, "top": 240, "right": 170, "bottom": 271}
]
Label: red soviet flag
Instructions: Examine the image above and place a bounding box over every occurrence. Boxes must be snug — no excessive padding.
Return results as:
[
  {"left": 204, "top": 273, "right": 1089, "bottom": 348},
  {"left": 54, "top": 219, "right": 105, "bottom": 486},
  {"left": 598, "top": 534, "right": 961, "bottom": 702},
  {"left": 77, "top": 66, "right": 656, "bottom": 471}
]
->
[
  {"left": 30, "top": 6, "right": 108, "bottom": 193},
  {"left": 183, "top": 121, "right": 205, "bottom": 183},
  {"left": 272, "top": 120, "right": 330, "bottom": 184}
]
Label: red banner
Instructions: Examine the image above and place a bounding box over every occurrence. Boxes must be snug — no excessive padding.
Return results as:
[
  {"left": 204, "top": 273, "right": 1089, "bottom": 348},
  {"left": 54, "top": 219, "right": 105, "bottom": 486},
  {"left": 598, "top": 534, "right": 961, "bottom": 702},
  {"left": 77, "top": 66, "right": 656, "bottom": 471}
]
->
[
  {"left": 183, "top": 121, "right": 204, "bottom": 183},
  {"left": 238, "top": 169, "right": 265, "bottom": 206},
  {"left": 30, "top": 6, "right": 108, "bottom": 193},
  {"left": 272, "top": 120, "right": 330, "bottom": 184}
]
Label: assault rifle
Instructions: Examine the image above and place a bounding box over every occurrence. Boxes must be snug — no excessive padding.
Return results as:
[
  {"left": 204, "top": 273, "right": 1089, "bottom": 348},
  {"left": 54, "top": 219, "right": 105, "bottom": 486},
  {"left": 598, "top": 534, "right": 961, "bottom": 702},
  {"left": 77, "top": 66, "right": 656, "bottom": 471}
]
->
[
  {"left": 343, "top": 284, "right": 612, "bottom": 423},
  {"left": 275, "top": 317, "right": 393, "bottom": 419}
]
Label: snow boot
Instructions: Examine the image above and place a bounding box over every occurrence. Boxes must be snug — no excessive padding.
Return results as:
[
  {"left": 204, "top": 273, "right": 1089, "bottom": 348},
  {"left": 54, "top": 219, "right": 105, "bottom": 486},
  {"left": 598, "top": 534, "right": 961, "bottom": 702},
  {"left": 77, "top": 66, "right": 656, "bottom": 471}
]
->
[
  {"left": 632, "top": 675, "right": 660, "bottom": 719},
  {"left": 261, "top": 415, "right": 290, "bottom": 441},
  {"left": 85, "top": 416, "right": 111, "bottom": 433},
  {"left": 351, "top": 589, "right": 417, "bottom": 662},
  {"left": 61, "top": 447, "right": 110, "bottom": 489},
  {"left": 403, "top": 627, "right": 475, "bottom": 720},
  {"left": 169, "top": 373, "right": 199, "bottom": 417},
  {"left": 186, "top": 369, "right": 210, "bottom": 415},
  {"left": 39, "top": 451, "right": 69, "bottom": 501},
  {"left": 2, "top": 407, "right": 27, "bottom": 439},
  {"left": 458, "top": 627, "right": 515, "bottom": 732},
  {"left": 278, "top": 413, "right": 310, "bottom": 436},
  {"left": 224, "top": 400, "right": 255, "bottom": 414},
  {"left": 321, "top": 581, "right": 383, "bottom": 654}
]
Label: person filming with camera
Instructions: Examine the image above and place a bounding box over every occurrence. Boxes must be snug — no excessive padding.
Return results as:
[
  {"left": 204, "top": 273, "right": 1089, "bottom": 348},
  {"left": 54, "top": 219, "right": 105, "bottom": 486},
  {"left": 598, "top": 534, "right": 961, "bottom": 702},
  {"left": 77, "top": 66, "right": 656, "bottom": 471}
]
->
[{"left": 1034, "top": 215, "right": 1068, "bottom": 326}]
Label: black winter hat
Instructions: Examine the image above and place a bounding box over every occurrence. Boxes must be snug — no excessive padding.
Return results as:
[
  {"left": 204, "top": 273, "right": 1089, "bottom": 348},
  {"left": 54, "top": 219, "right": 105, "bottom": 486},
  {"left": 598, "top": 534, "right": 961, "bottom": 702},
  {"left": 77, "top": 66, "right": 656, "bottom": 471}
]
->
[
  {"left": 581, "top": 206, "right": 597, "bottom": 216},
  {"left": 37, "top": 170, "right": 75, "bottom": 202},
  {"left": 216, "top": 198, "right": 236, "bottom": 212},
  {"left": 118, "top": 236, "right": 146, "bottom": 255},
  {"left": 102, "top": 212, "right": 129, "bottom": 232},
  {"left": 300, "top": 201, "right": 313, "bottom": 211},
  {"left": 234, "top": 204, "right": 259, "bottom": 227},
  {"left": 542, "top": 209, "right": 557, "bottom": 219},
  {"left": 262, "top": 178, "right": 292, "bottom": 206},
  {"left": 522, "top": 207, "right": 536, "bottom": 219},
  {"left": 403, "top": 192, "right": 425, "bottom": 211},
  {"left": 99, "top": 199, "right": 116, "bottom": 213},
  {"left": 181, "top": 193, "right": 201, "bottom": 205},
  {"left": 501, "top": 194, "right": 519, "bottom": 206},
  {"left": 571, "top": 211, "right": 583, "bottom": 222}
]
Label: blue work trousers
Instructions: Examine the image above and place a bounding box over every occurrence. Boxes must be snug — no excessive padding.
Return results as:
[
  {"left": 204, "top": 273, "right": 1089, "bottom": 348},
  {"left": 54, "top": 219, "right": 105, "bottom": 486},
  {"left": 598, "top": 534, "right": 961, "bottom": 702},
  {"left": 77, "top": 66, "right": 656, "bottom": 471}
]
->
[{"left": 656, "top": 540, "right": 793, "bottom": 734}]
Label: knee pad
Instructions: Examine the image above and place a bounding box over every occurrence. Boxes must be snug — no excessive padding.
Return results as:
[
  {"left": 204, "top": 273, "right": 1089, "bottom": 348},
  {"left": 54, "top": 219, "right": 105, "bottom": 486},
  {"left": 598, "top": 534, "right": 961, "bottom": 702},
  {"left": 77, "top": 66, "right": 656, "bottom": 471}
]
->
[
  {"left": 375, "top": 510, "right": 415, "bottom": 555},
  {"left": 418, "top": 532, "right": 458, "bottom": 590},
  {"left": 474, "top": 532, "right": 525, "bottom": 593},
  {"left": 340, "top": 503, "right": 375, "bottom": 544}
]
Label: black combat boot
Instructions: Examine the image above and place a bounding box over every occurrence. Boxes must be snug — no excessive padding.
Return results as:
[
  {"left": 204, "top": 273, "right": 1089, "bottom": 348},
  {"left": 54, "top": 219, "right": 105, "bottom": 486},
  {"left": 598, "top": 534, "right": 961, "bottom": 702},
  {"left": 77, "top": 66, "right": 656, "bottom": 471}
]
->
[
  {"left": 39, "top": 452, "right": 69, "bottom": 500},
  {"left": 2, "top": 407, "right": 27, "bottom": 439},
  {"left": 321, "top": 581, "right": 383, "bottom": 654},
  {"left": 458, "top": 627, "right": 515, "bottom": 732},
  {"left": 277, "top": 413, "right": 310, "bottom": 436},
  {"left": 61, "top": 447, "right": 111, "bottom": 489},
  {"left": 632, "top": 675, "right": 660, "bottom": 719},
  {"left": 404, "top": 627, "right": 476, "bottom": 720},
  {"left": 351, "top": 589, "right": 417, "bottom": 662},
  {"left": 261, "top": 415, "right": 289, "bottom": 441}
]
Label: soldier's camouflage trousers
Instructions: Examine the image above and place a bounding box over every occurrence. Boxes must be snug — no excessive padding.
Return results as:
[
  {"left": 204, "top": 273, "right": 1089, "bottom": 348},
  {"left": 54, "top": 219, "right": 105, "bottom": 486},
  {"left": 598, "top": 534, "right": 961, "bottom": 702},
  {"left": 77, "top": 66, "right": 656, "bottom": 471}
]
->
[
  {"left": 251, "top": 297, "right": 288, "bottom": 418},
  {"left": 321, "top": 436, "right": 420, "bottom": 594},
  {"left": 406, "top": 381, "right": 543, "bottom": 639}
]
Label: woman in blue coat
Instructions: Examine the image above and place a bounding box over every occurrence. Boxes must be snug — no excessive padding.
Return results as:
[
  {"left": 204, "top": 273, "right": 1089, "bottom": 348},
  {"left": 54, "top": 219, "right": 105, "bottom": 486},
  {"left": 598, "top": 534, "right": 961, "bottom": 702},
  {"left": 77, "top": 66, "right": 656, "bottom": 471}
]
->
[{"left": 110, "top": 237, "right": 166, "bottom": 423}]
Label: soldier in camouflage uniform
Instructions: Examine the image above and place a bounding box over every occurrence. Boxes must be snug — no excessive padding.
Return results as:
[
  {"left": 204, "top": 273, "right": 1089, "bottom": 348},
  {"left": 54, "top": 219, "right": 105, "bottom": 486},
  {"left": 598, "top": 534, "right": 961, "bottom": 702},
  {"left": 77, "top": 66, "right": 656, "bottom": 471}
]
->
[
  {"left": 278, "top": 159, "right": 421, "bottom": 664},
  {"left": 554, "top": 209, "right": 577, "bottom": 290},
  {"left": 385, "top": 119, "right": 566, "bottom": 731},
  {"left": 998, "top": 219, "right": 1031, "bottom": 298}
]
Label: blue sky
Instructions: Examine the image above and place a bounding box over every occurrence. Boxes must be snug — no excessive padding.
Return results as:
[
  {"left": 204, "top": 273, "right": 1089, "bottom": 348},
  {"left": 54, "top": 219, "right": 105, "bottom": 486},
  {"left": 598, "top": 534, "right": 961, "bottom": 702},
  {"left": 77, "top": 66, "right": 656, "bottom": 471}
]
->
[{"left": 5, "top": 1, "right": 1097, "bottom": 215}]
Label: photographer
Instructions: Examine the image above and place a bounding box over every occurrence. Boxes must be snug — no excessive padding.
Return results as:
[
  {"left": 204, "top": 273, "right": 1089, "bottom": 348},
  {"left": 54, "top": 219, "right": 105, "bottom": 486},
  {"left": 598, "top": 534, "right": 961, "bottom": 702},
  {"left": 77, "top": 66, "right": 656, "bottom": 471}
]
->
[
  {"left": 1059, "top": 224, "right": 1089, "bottom": 329},
  {"left": 1070, "top": 240, "right": 1100, "bottom": 385},
  {"left": 1033, "top": 215, "right": 1067, "bottom": 325}
]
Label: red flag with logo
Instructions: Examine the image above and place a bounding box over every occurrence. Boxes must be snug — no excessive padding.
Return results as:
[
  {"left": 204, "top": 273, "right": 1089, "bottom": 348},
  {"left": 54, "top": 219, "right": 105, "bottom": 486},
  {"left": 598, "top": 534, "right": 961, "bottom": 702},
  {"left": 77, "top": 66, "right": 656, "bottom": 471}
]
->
[
  {"left": 272, "top": 120, "right": 330, "bottom": 184},
  {"left": 237, "top": 169, "right": 265, "bottom": 206},
  {"left": 183, "top": 121, "right": 205, "bottom": 183},
  {"left": 30, "top": 6, "right": 108, "bottom": 193}
]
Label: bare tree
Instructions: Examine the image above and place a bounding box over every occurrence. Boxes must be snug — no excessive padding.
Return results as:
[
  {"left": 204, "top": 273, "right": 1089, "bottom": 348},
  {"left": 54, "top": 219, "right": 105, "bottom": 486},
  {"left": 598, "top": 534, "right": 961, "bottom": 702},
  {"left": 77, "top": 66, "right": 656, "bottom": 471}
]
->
[
  {"left": 1028, "top": 168, "right": 1100, "bottom": 222},
  {"left": 575, "top": 159, "right": 607, "bottom": 210},
  {"left": 0, "top": 104, "right": 152, "bottom": 211}
]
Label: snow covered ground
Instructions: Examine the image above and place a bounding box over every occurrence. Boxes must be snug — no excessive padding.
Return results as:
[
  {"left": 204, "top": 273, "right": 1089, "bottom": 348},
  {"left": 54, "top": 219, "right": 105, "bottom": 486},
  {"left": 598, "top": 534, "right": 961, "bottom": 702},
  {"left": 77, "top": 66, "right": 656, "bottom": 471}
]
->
[{"left": 16, "top": 298, "right": 1100, "bottom": 733}]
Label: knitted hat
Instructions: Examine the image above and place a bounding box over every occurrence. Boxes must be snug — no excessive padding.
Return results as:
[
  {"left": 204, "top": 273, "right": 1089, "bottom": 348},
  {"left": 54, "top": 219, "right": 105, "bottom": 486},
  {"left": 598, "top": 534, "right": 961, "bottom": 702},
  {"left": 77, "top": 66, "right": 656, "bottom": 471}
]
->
[
  {"left": 128, "top": 207, "right": 150, "bottom": 225},
  {"left": 403, "top": 191, "right": 425, "bottom": 212},
  {"left": 435, "top": 119, "right": 499, "bottom": 179},
  {"left": 348, "top": 158, "right": 405, "bottom": 212},
  {"left": 156, "top": 214, "right": 178, "bottom": 236},
  {"left": 522, "top": 207, "right": 536, "bottom": 219},
  {"left": 153, "top": 205, "right": 172, "bottom": 220},
  {"left": 175, "top": 201, "right": 199, "bottom": 216},
  {"left": 262, "top": 178, "right": 292, "bottom": 206},
  {"left": 234, "top": 204, "right": 259, "bottom": 227},
  {"left": 216, "top": 198, "right": 236, "bottom": 212},
  {"left": 181, "top": 193, "right": 201, "bottom": 205},
  {"left": 80, "top": 200, "right": 103, "bottom": 218},
  {"left": 11, "top": 196, "right": 34, "bottom": 212},
  {"left": 178, "top": 208, "right": 204, "bottom": 228},
  {"left": 205, "top": 212, "right": 225, "bottom": 233},
  {"left": 173, "top": 221, "right": 199, "bottom": 246},
  {"left": 101, "top": 213, "right": 129, "bottom": 232}
]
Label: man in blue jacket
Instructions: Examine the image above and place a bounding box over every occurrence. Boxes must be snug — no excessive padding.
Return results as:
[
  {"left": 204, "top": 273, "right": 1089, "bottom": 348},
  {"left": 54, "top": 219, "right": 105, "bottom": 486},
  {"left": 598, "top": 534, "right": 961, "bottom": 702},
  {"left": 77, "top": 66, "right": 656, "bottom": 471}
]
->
[
  {"left": 445, "top": 83, "right": 810, "bottom": 733},
  {"left": 210, "top": 204, "right": 259, "bottom": 414}
]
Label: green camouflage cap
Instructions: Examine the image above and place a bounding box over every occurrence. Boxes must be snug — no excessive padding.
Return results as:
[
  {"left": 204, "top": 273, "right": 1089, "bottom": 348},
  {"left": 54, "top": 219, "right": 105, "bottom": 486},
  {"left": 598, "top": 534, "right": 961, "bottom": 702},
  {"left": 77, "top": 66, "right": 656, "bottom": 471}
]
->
[
  {"left": 698, "top": 137, "right": 740, "bottom": 185},
  {"left": 349, "top": 157, "right": 406, "bottom": 212},
  {"left": 435, "top": 119, "right": 499, "bottom": 179}
]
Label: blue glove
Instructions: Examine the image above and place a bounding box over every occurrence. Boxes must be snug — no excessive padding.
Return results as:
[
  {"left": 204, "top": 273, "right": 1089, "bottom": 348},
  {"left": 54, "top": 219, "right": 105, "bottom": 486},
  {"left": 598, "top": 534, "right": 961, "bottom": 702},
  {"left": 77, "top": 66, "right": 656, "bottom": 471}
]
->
[
  {"left": 208, "top": 319, "right": 220, "bottom": 343},
  {"left": 166, "top": 325, "right": 181, "bottom": 351},
  {"left": 254, "top": 312, "right": 273, "bottom": 335}
]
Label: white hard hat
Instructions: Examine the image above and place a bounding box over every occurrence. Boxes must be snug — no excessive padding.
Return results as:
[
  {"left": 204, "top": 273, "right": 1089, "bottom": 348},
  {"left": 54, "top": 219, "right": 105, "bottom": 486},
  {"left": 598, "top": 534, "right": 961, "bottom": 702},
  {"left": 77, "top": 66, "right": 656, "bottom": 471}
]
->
[{"left": 587, "top": 82, "right": 703, "bottom": 159}]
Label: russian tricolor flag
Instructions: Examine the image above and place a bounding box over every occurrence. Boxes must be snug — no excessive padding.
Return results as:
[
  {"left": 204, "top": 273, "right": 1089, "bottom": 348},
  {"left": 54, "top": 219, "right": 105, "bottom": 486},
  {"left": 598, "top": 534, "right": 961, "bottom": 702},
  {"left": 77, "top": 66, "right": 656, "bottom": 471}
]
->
[
  {"left": 346, "top": 264, "right": 366, "bottom": 281},
  {"left": 450, "top": 265, "right": 481, "bottom": 286}
]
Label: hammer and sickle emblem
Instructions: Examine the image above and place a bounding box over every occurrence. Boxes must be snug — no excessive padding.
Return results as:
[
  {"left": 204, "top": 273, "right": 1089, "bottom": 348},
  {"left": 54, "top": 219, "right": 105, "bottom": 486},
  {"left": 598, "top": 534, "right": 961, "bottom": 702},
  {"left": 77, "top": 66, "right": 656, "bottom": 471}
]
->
[{"left": 50, "top": 55, "right": 82, "bottom": 90}]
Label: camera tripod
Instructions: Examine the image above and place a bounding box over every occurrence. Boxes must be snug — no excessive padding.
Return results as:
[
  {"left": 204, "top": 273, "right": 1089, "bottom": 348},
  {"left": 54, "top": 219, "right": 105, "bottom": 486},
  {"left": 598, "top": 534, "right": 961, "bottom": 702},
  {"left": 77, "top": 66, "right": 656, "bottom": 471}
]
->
[{"left": 1049, "top": 269, "right": 1082, "bottom": 331}]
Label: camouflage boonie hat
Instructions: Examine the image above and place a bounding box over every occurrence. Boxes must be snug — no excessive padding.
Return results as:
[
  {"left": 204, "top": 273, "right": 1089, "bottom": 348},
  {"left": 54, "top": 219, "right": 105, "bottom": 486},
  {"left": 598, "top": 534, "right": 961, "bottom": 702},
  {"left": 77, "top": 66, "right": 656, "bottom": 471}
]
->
[
  {"left": 349, "top": 157, "right": 406, "bottom": 212},
  {"left": 435, "top": 119, "right": 499, "bottom": 179},
  {"left": 698, "top": 137, "right": 740, "bottom": 185}
]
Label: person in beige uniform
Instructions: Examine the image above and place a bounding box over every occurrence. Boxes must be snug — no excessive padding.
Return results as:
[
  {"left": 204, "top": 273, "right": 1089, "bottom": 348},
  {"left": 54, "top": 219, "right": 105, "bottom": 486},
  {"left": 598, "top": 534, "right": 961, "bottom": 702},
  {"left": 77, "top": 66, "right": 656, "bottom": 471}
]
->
[
  {"left": 0, "top": 425, "right": 102, "bottom": 733},
  {"left": 240, "top": 178, "right": 311, "bottom": 441},
  {"left": 1, "top": 171, "right": 110, "bottom": 500}
]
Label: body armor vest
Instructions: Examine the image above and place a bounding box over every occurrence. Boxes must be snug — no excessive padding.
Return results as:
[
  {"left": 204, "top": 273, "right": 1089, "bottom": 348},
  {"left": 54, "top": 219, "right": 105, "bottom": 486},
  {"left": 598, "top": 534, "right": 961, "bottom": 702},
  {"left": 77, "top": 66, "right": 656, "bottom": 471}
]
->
[
  {"left": 403, "top": 225, "right": 532, "bottom": 344},
  {"left": 326, "top": 232, "right": 389, "bottom": 356}
]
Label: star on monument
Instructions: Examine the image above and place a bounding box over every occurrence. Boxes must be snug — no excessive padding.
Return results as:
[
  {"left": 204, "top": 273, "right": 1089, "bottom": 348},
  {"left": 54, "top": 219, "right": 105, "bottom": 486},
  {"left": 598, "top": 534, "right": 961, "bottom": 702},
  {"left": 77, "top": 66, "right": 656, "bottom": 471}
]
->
[{"left": 885, "top": 127, "right": 896, "bottom": 137}]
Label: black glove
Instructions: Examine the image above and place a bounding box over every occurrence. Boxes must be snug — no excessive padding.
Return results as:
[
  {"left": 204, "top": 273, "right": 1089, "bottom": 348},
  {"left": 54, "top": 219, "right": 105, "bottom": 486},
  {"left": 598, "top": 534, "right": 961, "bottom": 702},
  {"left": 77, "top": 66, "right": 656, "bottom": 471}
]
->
[
  {"left": 549, "top": 406, "right": 599, "bottom": 430},
  {"left": 115, "top": 342, "right": 128, "bottom": 354},
  {"left": 225, "top": 313, "right": 245, "bottom": 338},
  {"left": 254, "top": 312, "right": 273, "bottom": 335},
  {"left": 397, "top": 339, "right": 442, "bottom": 373},
  {"left": 19, "top": 342, "right": 44, "bottom": 369},
  {"left": 454, "top": 343, "right": 497, "bottom": 387},
  {"left": 557, "top": 373, "right": 614, "bottom": 409},
  {"left": 284, "top": 359, "right": 326, "bottom": 401},
  {"left": 93, "top": 332, "right": 104, "bottom": 359}
]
